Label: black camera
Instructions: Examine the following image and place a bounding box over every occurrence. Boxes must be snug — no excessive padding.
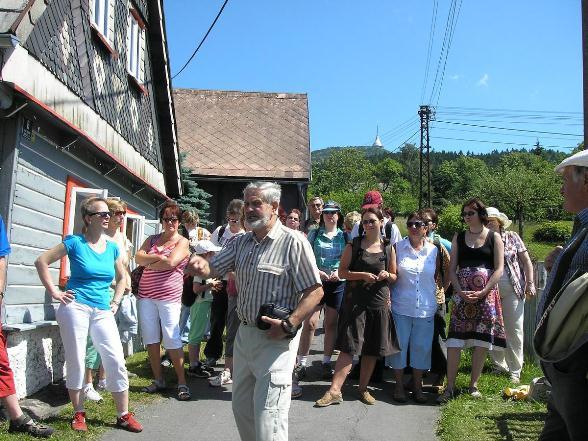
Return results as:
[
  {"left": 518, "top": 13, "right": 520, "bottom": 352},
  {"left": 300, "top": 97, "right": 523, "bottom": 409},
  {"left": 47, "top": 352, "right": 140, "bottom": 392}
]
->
[{"left": 256, "top": 303, "right": 292, "bottom": 330}]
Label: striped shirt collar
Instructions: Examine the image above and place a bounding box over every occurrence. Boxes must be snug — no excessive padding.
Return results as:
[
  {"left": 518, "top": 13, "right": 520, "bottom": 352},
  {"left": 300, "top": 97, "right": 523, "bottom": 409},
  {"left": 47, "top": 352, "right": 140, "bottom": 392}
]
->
[{"left": 251, "top": 217, "right": 283, "bottom": 244}]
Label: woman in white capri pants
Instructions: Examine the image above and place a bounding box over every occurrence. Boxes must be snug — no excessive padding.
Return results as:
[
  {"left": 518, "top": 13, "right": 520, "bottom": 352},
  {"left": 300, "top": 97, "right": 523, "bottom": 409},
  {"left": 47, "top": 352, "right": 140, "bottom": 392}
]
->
[{"left": 35, "top": 196, "right": 142, "bottom": 433}]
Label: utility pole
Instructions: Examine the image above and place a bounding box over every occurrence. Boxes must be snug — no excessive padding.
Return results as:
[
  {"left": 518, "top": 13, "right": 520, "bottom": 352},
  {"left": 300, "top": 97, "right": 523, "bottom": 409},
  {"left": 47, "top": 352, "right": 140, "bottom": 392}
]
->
[{"left": 418, "top": 105, "right": 435, "bottom": 208}]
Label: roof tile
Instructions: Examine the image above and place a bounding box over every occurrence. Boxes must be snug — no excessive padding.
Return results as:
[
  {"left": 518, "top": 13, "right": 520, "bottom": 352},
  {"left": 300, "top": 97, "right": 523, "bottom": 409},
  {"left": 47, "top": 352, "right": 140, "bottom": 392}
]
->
[{"left": 173, "top": 89, "right": 311, "bottom": 180}]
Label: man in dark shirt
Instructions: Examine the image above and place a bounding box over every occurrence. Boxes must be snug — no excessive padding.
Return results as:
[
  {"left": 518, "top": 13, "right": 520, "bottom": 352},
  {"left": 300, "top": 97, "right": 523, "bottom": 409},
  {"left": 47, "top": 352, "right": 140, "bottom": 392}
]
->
[{"left": 303, "top": 196, "right": 323, "bottom": 233}]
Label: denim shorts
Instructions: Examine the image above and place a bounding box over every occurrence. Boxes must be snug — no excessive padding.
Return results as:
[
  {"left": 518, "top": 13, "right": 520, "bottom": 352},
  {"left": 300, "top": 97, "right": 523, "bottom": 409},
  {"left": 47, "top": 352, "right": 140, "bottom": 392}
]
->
[{"left": 319, "top": 280, "right": 345, "bottom": 311}]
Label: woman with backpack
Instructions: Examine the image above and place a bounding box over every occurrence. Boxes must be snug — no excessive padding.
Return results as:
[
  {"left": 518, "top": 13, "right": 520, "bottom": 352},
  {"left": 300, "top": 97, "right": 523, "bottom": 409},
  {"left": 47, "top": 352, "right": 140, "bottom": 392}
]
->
[
  {"left": 315, "top": 207, "right": 399, "bottom": 407},
  {"left": 294, "top": 201, "right": 348, "bottom": 390}
]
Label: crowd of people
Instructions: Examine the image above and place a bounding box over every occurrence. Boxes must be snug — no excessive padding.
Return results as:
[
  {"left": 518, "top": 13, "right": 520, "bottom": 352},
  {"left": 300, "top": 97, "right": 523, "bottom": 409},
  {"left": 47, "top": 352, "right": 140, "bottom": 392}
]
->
[{"left": 0, "top": 149, "right": 585, "bottom": 440}]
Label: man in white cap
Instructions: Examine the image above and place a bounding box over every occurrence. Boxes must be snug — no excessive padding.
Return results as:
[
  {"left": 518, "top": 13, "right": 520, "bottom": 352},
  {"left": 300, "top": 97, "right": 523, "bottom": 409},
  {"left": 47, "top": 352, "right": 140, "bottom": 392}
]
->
[{"left": 535, "top": 149, "right": 588, "bottom": 441}]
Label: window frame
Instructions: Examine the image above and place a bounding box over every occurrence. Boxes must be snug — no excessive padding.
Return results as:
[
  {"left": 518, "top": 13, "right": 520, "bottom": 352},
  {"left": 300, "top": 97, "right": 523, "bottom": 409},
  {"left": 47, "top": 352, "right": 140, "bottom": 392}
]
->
[
  {"left": 89, "top": 0, "right": 118, "bottom": 58},
  {"left": 126, "top": 6, "right": 148, "bottom": 95},
  {"left": 59, "top": 176, "right": 108, "bottom": 287}
]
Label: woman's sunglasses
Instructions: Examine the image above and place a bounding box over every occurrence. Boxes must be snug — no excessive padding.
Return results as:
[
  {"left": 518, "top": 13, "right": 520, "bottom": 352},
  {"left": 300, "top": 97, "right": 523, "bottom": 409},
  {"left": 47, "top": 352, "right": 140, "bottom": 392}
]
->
[
  {"left": 362, "top": 219, "right": 378, "bottom": 226},
  {"left": 111, "top": 210, "right": 126, "bottom": 216},
  {"left": 462, "top": 210, "right": 477, "bottom": 217},
  {"left": 407, "top": 221, "right": 425, "bottom": 228}
]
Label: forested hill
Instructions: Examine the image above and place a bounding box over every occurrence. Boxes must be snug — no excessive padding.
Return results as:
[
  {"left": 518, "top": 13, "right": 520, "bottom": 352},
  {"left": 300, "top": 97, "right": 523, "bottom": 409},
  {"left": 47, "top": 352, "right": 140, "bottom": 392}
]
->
[{"left": 311, "top": 144, "right": 569, "bottom": 169}]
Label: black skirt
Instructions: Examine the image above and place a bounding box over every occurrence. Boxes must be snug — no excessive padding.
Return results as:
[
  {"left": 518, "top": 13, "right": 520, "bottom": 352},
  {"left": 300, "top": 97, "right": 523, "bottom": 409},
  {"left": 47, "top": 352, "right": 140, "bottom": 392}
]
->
[{"left": 335, "top": 302, "right": 400, "bottom": 357}]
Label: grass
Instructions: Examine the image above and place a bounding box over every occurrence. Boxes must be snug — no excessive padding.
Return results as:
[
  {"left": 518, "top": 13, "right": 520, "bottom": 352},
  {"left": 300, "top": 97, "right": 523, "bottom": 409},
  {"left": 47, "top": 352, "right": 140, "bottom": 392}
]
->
[
  {"left": 437, "top": 351, "right": 546, "bottom": 441},
  {"left": 0, "top": 351, "right": 162, "bottom": 441}
]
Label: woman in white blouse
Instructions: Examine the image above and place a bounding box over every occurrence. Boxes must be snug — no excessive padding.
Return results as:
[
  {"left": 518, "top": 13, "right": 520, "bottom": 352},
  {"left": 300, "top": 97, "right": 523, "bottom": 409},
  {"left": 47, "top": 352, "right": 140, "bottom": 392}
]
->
[{"left": 390, "top": 210, "right": 440, "bottom": 403}]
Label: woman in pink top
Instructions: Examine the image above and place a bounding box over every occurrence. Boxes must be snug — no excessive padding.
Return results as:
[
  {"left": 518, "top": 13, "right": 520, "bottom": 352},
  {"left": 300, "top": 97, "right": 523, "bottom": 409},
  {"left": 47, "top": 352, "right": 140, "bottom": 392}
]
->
[{"left": 135, "top": 201, "right": 191, "bottom": 400}]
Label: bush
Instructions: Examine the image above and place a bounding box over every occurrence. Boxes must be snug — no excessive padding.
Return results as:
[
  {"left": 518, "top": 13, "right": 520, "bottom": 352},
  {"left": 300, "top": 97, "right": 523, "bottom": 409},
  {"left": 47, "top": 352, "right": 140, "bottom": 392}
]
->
[
  {"left": 532, "top": 221, "right": 572, "bottom": 243},
  {"left": 437, "top": 204, "right": 466, "bottom": 239}
]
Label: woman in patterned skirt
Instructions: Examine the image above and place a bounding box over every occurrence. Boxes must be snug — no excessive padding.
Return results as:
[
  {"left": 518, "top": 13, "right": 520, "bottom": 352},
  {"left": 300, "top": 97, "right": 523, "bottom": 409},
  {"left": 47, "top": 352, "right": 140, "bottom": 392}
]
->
[{"left": 438, "top": 198, "right": 505, "bottom": 403}]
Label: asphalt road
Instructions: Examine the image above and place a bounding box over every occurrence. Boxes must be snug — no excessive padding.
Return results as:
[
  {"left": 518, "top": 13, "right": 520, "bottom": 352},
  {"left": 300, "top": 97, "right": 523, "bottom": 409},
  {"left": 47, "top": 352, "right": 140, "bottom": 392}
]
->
[{"left": 101, "top": 327, "right": 439, "bottom": 441}]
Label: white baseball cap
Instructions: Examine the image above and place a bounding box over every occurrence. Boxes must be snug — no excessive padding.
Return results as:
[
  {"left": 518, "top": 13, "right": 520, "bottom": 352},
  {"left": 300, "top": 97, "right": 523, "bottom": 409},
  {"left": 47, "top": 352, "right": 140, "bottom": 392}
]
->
[
  {"left": 194, "top": 240, "right": 222, "bottom": 255},
  {"left": 555, "top": 149, "right": 588, "bottom": 174}
]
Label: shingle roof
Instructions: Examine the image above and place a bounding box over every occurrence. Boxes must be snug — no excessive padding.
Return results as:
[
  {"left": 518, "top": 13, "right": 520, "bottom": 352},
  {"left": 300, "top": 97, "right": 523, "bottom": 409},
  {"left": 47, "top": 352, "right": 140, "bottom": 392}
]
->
[{"left": 173, "top": 89, "right": 311, "bottom": 180}]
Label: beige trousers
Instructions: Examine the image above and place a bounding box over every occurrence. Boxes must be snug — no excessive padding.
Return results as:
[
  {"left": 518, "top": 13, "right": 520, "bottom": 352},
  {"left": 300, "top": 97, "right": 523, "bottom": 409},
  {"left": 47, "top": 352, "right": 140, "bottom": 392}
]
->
[
  {"left": 490, "top": 277, "right": 524, "bottom": 377},
  {"left": 232, "top": 324, "right": 300, "bottom": 441}
]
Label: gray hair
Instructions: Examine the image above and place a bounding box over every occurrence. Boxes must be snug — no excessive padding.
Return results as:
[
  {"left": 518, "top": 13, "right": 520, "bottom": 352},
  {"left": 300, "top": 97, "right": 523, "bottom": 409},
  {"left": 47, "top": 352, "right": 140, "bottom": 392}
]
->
[
  {"left": 244, "top": 181, "right": 281, "bottom": 204},
  {"left": 571, "top": 165, "right": 588, "bottom": 184}
]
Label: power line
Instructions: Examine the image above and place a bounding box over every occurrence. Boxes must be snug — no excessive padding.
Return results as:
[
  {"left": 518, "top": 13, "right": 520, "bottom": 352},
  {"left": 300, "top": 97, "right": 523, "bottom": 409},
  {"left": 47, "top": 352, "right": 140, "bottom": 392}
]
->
[
  {"left": 380, "top": 116, "right": 419, "bottom": 139},
  {"left": 435, "top": 120, "right": 582, "bottom": 137},
  {"left": 432, "top": 135, "right": 576, "bottom": 149},
  {"left": 381, "top": 120, "right": 420, "bottom": 143},
  {"left": 388, "top": 129, "right": 420, "bottom": 153},
  {"left": 432, "top": 125, "right": 583, "bottom": 141},
  {"left": 433, "top": 0, "right": 462, "bottom": 107},
  {"left": 171, "top": 0, "right": 230, "bottom": 80},
  {"left": 420, "top": 0, "right": 438, "bottom": 104},
  {"left": 428, "top": 0, "right": 462, "bottom": 105},
  {"left": 436, "top": 105, "right": 582, "bottom": 115}
]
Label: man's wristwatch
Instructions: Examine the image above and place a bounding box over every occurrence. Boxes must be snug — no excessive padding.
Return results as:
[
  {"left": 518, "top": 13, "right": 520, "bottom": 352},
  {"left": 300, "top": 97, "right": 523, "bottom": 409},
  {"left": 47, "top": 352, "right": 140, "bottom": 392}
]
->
[{"left": 280, "top": 317, "right": 298, "bottom": 338}]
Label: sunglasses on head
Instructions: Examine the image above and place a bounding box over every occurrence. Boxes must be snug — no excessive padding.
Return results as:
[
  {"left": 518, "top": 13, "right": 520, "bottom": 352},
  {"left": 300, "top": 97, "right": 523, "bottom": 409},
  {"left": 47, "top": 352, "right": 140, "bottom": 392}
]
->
[
  {"left": 462, "top": 210, "right": 477, "bottom": 217},
  {"left": 407, "top": 221, "right": 425, "bottom": 228},
  {"left": 88, "top": 211, "right": 110, "bottom": 218},
  {"left": 111, "top": 210, "right": 126, "bottom": 216},
  {"left": 362, "top": 219, "right": 378, "bottom": 226},
  {"left": 162, "top": 217, "right": 179, "bottom": 223}
]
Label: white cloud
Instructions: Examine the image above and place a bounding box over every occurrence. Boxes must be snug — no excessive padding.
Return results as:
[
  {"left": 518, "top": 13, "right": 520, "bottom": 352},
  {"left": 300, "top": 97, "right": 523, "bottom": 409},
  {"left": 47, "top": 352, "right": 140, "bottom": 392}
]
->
[
  {"left": 450, "top": 74, "right": 462, "bottom": 81},
  {"left": 477, "top": 73, "right": 489, "bottom": 87}
]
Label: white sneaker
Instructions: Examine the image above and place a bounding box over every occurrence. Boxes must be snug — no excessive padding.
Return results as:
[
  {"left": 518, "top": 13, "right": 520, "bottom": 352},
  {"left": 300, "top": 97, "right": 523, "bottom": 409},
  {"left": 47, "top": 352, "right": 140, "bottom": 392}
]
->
[
  {"left": 96, "top": 379, "right": 107, "bottom": 391},
  {"left": 209, "top": 370, "right": 232, "bottom": 387},
  {"left": 83, "top": 384, "right": 103, "bottom": 402}
]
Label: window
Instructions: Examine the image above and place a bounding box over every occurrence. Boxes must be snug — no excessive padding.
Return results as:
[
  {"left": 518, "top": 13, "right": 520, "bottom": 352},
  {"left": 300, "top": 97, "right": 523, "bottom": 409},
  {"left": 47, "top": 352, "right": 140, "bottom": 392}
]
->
[
  {"left": 59, "top": 177, "right": 108, "bottom": 286},
  {"left": 127, "top": 8, "right": 146, "bottom": 84},
  {"left": 89, "top": 0, "right": 117, "bottom": 56}
]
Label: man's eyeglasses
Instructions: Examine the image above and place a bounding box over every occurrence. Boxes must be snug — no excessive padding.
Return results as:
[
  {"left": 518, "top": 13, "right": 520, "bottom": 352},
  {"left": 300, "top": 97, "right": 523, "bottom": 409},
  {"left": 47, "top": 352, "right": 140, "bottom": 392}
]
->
[
  {"left": 88, "top": 211, "right": 110, "bottom": 218},
  {"left": 162, "top": 217, "right": 179, "bottom": 223},
  {"left": 111, "top": 210, "right": 126, "bottom": 216},
  {"left": 287, "top": 216, "right": 300, "bottom": 222},
  {"left": 462, "top": 211, "right": 477, "bottom": 217},
  {"left": 407, "top": 221, "right": 425, "bottom": 228},
  {"left": 362, "top": 219, "right": 377, "bottom": 226}
]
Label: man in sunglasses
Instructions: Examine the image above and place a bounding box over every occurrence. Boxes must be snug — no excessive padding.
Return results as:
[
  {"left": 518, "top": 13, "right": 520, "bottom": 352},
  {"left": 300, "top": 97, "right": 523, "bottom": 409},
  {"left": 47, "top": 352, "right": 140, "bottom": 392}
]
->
[
  {"left": 304, "top": 196, "right": 323, "bottom": 234},
  {"left": 534, "top": 149, "right": 588, "bottom": 441}
]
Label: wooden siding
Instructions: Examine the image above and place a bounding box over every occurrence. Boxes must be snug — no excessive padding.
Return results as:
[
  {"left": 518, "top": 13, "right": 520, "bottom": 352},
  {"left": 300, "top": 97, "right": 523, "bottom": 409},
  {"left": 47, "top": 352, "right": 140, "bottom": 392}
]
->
[
  {"left": 22, "top": 0, "right": 163, "bottom": 170},
  {"left": 3, "top": 122, "right": 160, "bottom": 325}
]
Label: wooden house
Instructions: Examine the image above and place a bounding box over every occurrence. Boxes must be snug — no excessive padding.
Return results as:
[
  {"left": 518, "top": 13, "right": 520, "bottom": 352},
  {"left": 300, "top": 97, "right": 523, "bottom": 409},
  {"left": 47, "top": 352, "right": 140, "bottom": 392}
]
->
[
  {"left": 173, "top": 89, "right": 311, "bottom": 226},
  {"left": 0, "top": 0, "right": 180, "bottom": 397}
]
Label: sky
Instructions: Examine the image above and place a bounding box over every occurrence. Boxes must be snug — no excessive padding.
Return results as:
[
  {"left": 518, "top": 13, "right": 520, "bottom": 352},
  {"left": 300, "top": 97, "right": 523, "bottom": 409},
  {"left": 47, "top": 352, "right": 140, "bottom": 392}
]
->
[{"left": 163, "top": 0, "right": 583, "bottom": 154}]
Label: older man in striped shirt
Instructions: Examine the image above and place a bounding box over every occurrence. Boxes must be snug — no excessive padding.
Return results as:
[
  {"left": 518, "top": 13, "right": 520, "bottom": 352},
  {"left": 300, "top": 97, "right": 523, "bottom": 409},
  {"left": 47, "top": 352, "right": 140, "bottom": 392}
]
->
[{"left": 187, "top": 181, "right": 323, "bottom": 441}]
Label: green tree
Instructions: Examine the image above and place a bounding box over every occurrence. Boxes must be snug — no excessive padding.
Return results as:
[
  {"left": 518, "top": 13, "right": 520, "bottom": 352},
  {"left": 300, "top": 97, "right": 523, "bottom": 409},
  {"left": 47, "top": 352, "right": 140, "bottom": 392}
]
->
[
  {"left": 373, "top": 158, "right": 410, "bottom": 193},
  {"left": 176, "top": 153, "right": 212, "bottom": 226},
  {"left": 482, "top": 152, "right": 562, "bottom": 238},
  {"left": 432, "top": 156, "right": 490, "bottom": 204},
  {"left": 309, "top": 149, "right": 376, "bottom": 196}
]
